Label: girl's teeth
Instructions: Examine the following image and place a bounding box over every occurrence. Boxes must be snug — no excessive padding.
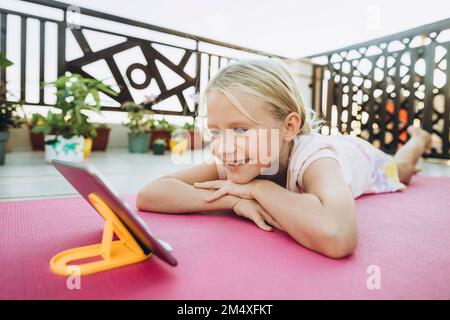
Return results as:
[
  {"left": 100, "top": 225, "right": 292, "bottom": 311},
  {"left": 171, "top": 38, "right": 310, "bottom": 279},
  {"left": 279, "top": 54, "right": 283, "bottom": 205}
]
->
[{"left": 225, "top": 160, "right": 247, "bottom": 166}]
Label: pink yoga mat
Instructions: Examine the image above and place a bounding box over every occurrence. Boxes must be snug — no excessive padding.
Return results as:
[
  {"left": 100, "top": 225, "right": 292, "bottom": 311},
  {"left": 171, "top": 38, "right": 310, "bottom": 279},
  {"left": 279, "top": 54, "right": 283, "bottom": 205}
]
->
[{"left": 0, "top": 176, "right": 449, "bottom": 299}]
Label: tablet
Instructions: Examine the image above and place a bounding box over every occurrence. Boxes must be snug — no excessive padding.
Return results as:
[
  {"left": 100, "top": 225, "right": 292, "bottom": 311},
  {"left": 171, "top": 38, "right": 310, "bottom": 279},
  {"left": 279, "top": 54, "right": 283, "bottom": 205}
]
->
[{"left": 52, "top": 159, "right": 178, "bottom": 267}]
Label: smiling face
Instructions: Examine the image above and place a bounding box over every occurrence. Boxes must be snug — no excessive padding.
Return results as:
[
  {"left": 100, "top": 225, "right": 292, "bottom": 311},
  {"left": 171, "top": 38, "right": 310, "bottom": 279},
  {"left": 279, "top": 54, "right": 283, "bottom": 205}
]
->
[{"left": 206, "top": 89, "right": 292, "bottom": 184}]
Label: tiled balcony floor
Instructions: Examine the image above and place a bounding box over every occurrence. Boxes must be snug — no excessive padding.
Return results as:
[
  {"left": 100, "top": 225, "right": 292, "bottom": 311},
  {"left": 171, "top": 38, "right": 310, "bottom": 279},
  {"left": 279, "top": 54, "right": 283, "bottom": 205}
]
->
[
  {"left": 1, "top": 149, "right": 449, "bottom": 201},
  {"left": 0, "top": 148, "right": 212, "bottom": 201}
]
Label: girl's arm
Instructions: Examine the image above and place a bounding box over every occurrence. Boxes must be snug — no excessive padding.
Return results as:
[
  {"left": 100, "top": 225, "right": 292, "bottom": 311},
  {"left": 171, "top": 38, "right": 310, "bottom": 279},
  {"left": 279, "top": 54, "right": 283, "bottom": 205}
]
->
[
  {"left": 136, "top": 163, "right": 239, "bottom": 214},
  {"left": 251, "top": 158, "right": 357, "bottom": 259}
]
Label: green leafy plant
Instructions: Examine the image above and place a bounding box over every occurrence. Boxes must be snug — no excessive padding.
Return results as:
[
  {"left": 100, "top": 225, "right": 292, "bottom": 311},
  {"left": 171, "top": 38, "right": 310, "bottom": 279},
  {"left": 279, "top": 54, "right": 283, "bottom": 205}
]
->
[
  {"left": 95, "top": 123, "right": 109, "bottom": 129},
  {"left": 0, "top": 103, "right": 23, "bottom": 132},
  {"left": 152, "top": 118, "right": 176, "bottom": 131},
  {"left": 0, "top": 52, "right": 13, "bottom": 68},
  {"left": 79, "top": 118, "right": 98, "bottom": 138},
  {"left": 122, "top": 101, "right": 154, "bottom": 134},
  {"left": 29, "top": 113, "right": 46, "bottom": 126},
  {"left": 32, "top": 113, "right": 69, "bottom": 138},
  {"left": 182, "top": 121, "right": 195, "bottom": 131},
  {"left": 32, "top": 74, "right": 117, "bottom": 139},
  {"left": 0, "top": 54, "right": 22, "bottom": 132}
]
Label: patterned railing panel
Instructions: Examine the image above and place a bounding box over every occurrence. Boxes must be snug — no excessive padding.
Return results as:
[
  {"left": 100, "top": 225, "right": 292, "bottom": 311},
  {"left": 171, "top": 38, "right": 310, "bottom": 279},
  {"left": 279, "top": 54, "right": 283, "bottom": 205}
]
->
[
  {"left": 311, "top": 19, "right": 450, "bottom": 159},
  {"left": 0, "top": 0, "right": 282, "bottom": 118}
]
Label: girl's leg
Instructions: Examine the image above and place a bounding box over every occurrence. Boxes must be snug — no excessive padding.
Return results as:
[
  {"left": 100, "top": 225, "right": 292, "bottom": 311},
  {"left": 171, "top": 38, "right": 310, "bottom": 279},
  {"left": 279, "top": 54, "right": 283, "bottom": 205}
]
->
[{"left": 394, "top": 125, "right": 432, "bottom": 184}]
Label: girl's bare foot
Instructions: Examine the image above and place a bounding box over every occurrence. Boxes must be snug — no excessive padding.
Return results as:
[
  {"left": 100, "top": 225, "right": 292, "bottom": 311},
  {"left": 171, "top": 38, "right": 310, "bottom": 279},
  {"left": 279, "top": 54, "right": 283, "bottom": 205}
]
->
[
  {"left": 407, "top": 125, "right": 432, "bottom": 154},
  {"left": 395, "top": 125, "right": 431, "bottom": 184}
]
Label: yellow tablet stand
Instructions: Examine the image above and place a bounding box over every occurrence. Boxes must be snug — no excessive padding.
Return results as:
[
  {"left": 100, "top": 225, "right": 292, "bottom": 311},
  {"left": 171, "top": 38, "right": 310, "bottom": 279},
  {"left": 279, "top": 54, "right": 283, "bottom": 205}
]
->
[{"left": 50, "top": 193, "right": 152, "bottom": 276}]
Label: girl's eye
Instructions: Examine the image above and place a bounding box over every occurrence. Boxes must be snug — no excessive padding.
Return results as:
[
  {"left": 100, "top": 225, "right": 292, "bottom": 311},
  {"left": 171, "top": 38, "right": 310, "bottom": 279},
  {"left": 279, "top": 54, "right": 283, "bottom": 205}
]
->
[{"left": 233, "top": 128, "right": 248, "bottom": 135}]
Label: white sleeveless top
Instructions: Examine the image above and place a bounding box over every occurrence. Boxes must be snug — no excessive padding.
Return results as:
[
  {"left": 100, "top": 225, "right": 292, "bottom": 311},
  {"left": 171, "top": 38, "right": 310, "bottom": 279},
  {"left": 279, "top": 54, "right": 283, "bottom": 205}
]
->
[{"left": 215, "top": 133, "right": 405, "bottom": 199}]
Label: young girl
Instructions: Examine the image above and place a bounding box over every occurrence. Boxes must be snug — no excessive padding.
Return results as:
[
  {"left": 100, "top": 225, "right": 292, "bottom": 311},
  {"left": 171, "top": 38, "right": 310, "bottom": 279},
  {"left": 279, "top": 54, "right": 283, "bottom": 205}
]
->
[{"left": 136, "top": 59, "right": 432, "bottom": 259}]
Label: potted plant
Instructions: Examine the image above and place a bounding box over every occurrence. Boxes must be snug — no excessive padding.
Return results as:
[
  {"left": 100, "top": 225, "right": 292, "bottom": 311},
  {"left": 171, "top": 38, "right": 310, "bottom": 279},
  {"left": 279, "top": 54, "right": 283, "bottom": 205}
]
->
[
  {"left": 27, "top": 113, "right": 46, "bottom": 150},
  {"left": 0, "top": 52, "right": 23, "bottom": 165},
  {"left": 32, "top": 73, "right": 117, "bottom": 163},
  {"left": 149, "top": 118, "right": 176, "bottom": 150},
  {"left": 92, "top": 123, "right": 111, "bottom": 151},
  {"left": 122, "top": 101, "right": 153, "bottom": 153},
  {"left": 33, "top": 111, "right": 84, "bottom": 162},
  {"left": 152, "top": 138, "right": 167, "bottom": 155},
  {"left": 0, "top": 103, "right": 23, "bottom": 165}
]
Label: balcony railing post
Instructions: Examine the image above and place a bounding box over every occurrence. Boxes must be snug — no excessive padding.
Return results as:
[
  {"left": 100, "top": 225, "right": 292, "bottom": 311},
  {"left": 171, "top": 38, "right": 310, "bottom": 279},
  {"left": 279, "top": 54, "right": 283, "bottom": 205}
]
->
[
  {"left": 57, "top": 10, "right": 66, "bottom": 77},
  {"left": 20, "top": 17, "right": 27, "bottom": 101},
  {"left": 443, "top": 43, "right": 450, "bottom": 156},
  {"left": 423, "top": 43, "right": 436, "bottom": 133},
  {"left": 39, "top": 20, "right": 45, "bottom": 104},
  {"left": 194, "top": 40, "right": 201, "bottom": 119},
  {"left": 0, "top": 13, "right": 6, "bottom": 100}
]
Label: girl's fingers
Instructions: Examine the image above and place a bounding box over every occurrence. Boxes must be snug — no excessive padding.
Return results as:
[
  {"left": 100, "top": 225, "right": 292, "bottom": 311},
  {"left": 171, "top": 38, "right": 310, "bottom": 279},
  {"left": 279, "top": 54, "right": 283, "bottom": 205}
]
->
[
  {"left": 247, "top": 211, "right": 272, "bottom": 232},
  {"left": 267, "top": 218, "right": 284, "bottom": 231},
  {"left": 204, "top": 188, "right": 228, "bottom": 202},
  {"left": 193, "top": 182, "right": 215, "bottom": 189},
  {"left": 258, "top": 209, "right": 284, "bottom": 231},
  {"left": 194, "top": 180, "right": 225, "bottom": 190}
]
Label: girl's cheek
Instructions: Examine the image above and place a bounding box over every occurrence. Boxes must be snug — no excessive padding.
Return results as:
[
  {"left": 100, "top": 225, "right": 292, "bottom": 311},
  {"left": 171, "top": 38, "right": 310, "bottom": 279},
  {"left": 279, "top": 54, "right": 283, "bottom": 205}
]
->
[
  {"left": 235, "top": 138, "right": 248, "bottom": 160},
  {"left": 245, "top": 130, "right": 258, "bottom": 156},
  {"left": 210, "top": 139, "right": 220, "bottom": 157},
  {"left": 249, "top": 130, "right": 273, "bottom": 165}
]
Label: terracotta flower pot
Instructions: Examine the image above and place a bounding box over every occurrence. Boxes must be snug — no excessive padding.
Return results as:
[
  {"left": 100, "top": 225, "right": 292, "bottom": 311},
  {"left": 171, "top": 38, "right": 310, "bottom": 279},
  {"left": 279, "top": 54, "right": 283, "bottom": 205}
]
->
[
  {"left": 92, "top": 127, "right": 111, "bottom": 151},
  {"left": 28, "top": 124, "right": 45, "bottom": 151}
]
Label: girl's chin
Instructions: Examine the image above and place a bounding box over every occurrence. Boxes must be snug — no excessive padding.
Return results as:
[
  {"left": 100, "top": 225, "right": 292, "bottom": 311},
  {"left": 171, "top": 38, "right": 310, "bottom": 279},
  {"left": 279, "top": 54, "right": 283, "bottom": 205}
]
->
[{"left": 225, "top": 165, "right": 260, "bottom": 184}]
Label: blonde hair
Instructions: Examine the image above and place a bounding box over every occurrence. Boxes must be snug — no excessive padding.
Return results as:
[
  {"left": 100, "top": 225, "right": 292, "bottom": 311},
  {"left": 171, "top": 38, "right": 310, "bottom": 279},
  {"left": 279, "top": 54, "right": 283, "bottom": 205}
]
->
[{"left": 204, "top": 58, "right": 323, "bottom": 135}]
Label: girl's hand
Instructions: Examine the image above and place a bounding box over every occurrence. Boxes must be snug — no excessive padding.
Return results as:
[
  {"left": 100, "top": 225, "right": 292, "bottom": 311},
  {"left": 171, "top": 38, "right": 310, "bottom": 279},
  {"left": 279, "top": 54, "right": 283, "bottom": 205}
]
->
[
  {"left": 193, "top": 180, "right": 258, "bottom": 202},
  {"left": 231, "top": 198, "right": 284, "bottom": 232}
]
